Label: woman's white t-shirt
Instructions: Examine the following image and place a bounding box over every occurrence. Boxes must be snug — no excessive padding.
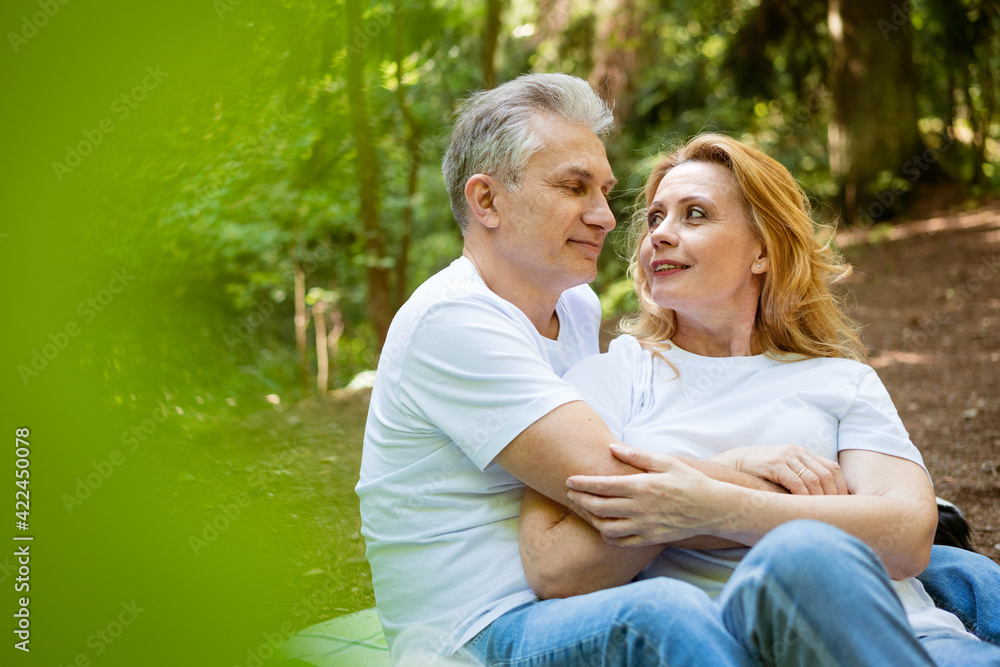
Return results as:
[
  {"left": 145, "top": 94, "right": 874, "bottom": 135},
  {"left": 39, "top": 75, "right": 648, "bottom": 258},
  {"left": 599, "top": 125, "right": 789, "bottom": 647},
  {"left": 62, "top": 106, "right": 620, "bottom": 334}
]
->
[{"left": 564, "top": 335, "right": 975, "bottom": 641}]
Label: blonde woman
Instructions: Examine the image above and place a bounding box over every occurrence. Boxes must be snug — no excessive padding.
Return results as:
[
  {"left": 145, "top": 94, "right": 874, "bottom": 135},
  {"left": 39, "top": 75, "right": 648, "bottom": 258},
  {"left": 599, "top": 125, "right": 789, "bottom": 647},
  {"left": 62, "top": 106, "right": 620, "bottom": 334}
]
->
[{"left": 518, "top": 134, "right": 1000, "bottom": 666}]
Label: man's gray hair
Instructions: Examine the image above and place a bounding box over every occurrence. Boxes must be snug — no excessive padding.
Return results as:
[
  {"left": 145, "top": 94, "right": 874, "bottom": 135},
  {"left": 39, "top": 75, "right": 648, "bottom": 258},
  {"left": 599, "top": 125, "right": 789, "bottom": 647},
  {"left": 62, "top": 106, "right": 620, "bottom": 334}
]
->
[{"left": 442, "top": 73, "right": 615, "bottom": 234}]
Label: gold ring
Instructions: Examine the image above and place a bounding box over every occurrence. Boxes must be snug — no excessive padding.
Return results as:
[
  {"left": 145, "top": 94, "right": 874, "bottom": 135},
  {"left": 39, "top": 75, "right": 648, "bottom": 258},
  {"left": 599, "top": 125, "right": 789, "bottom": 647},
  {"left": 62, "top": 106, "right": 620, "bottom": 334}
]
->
[{"left": 796, "top": 467, "right": 808, "bottom": 477}]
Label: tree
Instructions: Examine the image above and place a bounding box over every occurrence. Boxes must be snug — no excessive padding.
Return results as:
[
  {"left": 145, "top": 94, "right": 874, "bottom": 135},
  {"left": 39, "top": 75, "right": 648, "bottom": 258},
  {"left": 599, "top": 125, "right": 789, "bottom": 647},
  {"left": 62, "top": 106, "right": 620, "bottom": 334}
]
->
[
  {"left": 345, "top": 0, "right": 393, "bottom": 349},
  {"left": 828, "top": 0, "right": 926, "bottom": 223}
]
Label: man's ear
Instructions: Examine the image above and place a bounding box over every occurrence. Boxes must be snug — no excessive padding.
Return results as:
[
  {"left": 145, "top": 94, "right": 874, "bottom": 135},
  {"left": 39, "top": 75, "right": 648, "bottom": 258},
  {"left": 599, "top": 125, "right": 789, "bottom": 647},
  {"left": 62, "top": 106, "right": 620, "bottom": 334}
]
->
[{"left": 464, "top": 174, "right": 502, "bottom": 230}]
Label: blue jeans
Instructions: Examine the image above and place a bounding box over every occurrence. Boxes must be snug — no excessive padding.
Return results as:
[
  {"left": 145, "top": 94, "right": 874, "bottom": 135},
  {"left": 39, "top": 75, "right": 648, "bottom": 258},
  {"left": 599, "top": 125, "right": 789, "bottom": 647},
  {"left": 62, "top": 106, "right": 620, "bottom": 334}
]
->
[
  {"left": 918, "top": 544, "right": 1000, "bottom": 646},
  {"left": 466, "top": 520, "right": 939, "bottom": 666}
]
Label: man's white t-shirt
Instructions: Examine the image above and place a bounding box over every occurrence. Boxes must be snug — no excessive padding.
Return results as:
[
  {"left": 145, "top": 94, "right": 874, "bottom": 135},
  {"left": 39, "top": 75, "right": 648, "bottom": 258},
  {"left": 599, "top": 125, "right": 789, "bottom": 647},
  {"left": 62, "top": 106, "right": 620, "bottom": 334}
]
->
[
  {"left": 356, "top": 256, "right": 601, "bottom": 653},
  {"left": 563, "top": 335, "right": 976, "bottom": 641}
]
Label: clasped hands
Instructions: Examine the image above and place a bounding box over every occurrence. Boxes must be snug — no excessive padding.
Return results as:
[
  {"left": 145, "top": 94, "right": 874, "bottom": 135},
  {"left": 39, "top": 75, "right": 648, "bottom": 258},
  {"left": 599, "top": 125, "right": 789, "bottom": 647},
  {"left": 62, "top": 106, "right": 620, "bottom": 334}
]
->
[{"left": 565, "top": 443, "right": 848, "bottom": 548}]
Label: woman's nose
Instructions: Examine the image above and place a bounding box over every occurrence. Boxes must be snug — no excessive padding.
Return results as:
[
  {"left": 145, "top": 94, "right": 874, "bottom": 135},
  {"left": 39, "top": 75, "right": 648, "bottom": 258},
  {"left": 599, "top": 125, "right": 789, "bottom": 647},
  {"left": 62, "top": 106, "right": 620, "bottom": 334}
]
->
[{"left": 649, "top": 218, "right": 678, "bottom": 246}]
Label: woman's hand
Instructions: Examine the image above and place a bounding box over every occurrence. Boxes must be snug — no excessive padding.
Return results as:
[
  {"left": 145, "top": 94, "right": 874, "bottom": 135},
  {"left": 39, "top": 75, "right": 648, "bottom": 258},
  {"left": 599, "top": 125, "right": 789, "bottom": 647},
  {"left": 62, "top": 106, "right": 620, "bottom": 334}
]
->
[
  {"left": 707, "top": 444, "right": 848, "bottom": 496},
  {"left": 565, "top": 444, "right": 732, "bottom": 548}
]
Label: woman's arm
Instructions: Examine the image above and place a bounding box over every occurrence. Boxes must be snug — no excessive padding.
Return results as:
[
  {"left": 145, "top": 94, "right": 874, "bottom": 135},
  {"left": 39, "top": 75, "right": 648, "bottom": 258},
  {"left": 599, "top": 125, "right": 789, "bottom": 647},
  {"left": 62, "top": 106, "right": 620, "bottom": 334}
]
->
[
  {"left": 567, "top": 445, "right": 937, "bottom": 580},
  {"left": 519, "top": 449, "right": 802, "bottom": 599}
]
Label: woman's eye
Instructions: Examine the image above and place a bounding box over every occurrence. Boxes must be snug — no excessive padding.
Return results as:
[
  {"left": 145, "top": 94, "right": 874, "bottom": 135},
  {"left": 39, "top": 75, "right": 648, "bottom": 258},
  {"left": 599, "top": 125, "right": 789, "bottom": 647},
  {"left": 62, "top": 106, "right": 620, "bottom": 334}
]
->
[
  {"left": 688, "top": 208, "right": 705, "bottom": 219},
  {"left": 647, "top": 212, "right": 663, "bottom": 229}
]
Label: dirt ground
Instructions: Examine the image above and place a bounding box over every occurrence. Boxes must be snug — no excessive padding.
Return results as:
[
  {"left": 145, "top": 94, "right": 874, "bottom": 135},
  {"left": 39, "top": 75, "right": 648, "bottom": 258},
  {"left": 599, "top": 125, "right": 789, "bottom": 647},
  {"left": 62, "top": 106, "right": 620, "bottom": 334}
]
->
[{"left": 837, "top": 201, "right": 1000, "bottom": 563}]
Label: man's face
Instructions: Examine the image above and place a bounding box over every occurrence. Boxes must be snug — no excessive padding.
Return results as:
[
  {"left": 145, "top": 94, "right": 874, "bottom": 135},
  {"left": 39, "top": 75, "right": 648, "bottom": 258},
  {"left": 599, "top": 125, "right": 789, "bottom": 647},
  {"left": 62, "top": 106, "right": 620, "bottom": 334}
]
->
[{"left": 493, "top": 117, "right": 617, "bottom": 296}]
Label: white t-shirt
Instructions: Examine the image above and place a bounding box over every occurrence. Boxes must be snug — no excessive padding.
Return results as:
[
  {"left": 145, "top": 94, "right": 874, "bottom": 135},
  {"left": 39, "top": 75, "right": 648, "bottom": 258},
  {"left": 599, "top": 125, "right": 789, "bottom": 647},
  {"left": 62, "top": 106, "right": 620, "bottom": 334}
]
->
[
  {"left": 356, "top": 256, "right": 601, "bottom": 653},
  {"left": 564, "top": 335, "right": 976, "bottom": 641}
]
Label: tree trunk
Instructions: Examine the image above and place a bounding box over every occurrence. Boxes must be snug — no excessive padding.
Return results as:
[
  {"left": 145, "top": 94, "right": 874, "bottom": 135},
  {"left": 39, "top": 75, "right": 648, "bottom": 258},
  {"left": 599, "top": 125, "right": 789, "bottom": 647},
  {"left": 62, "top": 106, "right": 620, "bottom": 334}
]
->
[
  {"left": 294, "top": 264, "right": 309, "bottom": 394},
  {"left": 345, "top": 0, "right": 393, "bottom": 350},
  {"left": 482, "top": 0, "right": 503, "bottom": 88},
  {"left": 327, "top": 304, "right": 344, "bottom": 387},
  {"left": 971, "top": 29, "right": 994, "bottom": 187},
  {"left": 588, "top": 0, "right": 644, "bottom": 124},
  {"left": 394, "top": 3, "right": 423, "bottom": 309},
  {"left": 313, "top": 301, "right": 329, "bottom": 395},
  {"left": 827, "top": 0, "right": 926, "bottom": 224}
]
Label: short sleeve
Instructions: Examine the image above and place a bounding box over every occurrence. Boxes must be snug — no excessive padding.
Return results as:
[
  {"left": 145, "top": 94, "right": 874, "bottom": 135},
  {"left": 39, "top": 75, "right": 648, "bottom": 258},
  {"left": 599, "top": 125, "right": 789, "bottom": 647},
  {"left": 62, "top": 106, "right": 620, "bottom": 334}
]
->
[
  {"left": 838, "top": 367, "right": 927, "bottom": 472},
  {"left": 563, "top": 335, "right": 651, "bottom": 440},
  {"left": 399, "top": 299, "right": 583, "bottom": 471}
]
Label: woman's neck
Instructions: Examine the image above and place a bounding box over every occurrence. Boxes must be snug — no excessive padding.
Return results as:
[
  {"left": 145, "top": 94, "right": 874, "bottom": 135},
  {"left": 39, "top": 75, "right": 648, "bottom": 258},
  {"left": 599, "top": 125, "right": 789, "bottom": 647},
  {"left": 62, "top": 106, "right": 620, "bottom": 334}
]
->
[{"left": 672, "top": 315, "right": 758, "bottom": 357}]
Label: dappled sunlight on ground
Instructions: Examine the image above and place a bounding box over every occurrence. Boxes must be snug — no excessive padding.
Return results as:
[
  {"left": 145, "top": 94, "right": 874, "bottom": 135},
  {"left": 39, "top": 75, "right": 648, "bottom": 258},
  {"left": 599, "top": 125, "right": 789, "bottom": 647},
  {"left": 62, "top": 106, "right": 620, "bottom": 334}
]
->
[
  {"left": 837, "top": 200, "right": 1000, "bottom": 248},
  {"left": 868, "top": 350, "right": 935, "bottom": 369}
]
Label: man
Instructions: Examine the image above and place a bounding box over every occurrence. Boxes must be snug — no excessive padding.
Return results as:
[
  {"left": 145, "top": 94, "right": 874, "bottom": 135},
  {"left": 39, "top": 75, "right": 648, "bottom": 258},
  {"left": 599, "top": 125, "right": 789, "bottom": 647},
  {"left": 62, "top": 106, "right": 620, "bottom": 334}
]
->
[{"left": 356, "top": 73, "right": 993, "bottom": 666}]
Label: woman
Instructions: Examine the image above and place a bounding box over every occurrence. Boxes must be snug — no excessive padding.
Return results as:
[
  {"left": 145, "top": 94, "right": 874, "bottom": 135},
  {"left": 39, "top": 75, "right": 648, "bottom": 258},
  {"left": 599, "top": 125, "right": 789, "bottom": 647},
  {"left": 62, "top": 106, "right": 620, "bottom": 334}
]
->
[{"left": 519, "top": 134, "right": 1000, "bottom": 664}]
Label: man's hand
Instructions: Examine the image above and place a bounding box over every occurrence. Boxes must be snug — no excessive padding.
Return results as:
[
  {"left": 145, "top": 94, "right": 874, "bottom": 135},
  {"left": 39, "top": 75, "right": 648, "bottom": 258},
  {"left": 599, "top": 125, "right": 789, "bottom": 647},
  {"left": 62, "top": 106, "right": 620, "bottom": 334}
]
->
[{"left": 707, "top": 445, "right": 848, "bottom": 496}]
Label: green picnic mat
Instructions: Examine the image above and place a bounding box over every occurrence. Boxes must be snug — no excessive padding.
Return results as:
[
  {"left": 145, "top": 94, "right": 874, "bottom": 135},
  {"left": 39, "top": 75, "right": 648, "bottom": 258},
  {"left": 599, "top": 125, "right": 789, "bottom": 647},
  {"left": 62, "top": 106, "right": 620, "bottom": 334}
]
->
[{"left": 273, "top": 608, "right": 391, "bottom": 666}]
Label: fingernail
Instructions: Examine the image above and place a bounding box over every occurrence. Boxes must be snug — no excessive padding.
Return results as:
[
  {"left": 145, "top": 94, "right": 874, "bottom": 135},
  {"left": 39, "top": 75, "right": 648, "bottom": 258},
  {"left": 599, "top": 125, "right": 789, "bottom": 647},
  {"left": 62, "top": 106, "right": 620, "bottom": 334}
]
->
[{"left": 609, "top": 442, "right": 624, "bottom": 451}]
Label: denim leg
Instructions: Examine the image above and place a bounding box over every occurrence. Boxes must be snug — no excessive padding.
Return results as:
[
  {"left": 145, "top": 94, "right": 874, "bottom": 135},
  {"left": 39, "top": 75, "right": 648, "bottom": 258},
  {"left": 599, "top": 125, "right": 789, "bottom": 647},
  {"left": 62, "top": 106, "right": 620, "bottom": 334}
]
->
[
  {"left": 718, "top": 520, "right": 934, "bottom": 667},
  {"left": 919, "top": 634, "right": 1000, "bottom": 666},
  {"left": 917, "top": 545, "right": 1000, "bottom": 645},
  {"left": 464, "top": 577, "right": 753, "bottom": 666}
]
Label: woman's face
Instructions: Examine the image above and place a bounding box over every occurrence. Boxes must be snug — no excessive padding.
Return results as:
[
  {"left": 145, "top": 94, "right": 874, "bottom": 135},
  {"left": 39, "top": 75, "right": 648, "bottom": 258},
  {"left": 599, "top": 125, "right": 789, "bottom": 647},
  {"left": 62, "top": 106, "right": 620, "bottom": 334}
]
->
[{"left": 640, "top": 160, "right": 766, "bottom": 323}]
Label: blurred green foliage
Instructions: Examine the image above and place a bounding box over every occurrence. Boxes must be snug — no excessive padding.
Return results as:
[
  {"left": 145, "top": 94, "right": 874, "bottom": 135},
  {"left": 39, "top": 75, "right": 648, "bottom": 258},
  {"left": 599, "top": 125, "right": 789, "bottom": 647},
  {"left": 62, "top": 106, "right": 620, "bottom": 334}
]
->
[{"left": 16, "top": 0, "right": 995, "bottom": 398}]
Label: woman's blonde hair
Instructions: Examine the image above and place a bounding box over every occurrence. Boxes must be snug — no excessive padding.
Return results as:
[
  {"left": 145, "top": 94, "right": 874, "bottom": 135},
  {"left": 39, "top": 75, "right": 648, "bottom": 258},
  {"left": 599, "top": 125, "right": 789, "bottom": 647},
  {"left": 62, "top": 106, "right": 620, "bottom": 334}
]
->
[{"left": 621, "top": 133, "right": 866, "bottom": 362}]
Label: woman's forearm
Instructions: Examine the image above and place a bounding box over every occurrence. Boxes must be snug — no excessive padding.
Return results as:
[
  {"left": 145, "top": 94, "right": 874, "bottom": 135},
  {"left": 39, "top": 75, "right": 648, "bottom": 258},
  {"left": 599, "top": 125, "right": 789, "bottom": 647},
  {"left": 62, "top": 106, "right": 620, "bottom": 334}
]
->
[
  {"left": 716, "top": 488, "right": 935, "bottom": 579},
  {"left": 567, "top": 448, "right": 938, "bottom": 580},
  {"left": 702, "top": 450, "right": 937, "bottom": 579}
]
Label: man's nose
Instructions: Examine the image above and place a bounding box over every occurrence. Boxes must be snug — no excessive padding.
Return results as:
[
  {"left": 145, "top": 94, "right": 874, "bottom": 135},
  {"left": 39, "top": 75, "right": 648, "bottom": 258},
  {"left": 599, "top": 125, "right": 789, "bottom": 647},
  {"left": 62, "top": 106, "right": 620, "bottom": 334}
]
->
[{"left": 584, "top": 194, "right": 616, "bottom": 232}]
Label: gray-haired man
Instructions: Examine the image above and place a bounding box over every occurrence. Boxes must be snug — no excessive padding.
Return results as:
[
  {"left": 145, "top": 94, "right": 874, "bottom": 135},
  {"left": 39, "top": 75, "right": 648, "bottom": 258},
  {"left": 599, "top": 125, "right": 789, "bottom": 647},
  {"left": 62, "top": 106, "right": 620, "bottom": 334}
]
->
[{"left": 358, "top": 73, "right": 760, "bottom": 664}]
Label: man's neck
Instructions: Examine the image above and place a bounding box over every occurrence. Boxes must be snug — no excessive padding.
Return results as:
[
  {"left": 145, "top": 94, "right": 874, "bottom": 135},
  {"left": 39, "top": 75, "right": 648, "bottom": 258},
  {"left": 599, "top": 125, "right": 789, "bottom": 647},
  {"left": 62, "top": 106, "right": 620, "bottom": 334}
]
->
[{"left": 462, "top": 247, "right": 562, "bottom": 339}]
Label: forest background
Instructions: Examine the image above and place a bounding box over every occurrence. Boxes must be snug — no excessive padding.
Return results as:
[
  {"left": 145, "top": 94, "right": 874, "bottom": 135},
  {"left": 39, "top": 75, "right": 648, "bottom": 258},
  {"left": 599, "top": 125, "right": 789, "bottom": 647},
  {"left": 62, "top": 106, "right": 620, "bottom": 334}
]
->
[{"left": 2, "top": 0, "right": 998, "bottom": 665}]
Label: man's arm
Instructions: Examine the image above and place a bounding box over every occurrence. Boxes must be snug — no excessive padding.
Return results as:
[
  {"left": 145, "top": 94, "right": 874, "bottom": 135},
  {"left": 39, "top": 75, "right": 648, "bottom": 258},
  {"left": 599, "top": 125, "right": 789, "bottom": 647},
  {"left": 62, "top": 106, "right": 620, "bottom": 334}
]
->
[
  {"left": 496, "top": 400, "right": 784, "bottom": 512},
  {"left": 504, "top": 405, "right": 793, "bottom": 599},
  {"left": 519, "top": 487, "right": 661, "bottom": 599}
]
